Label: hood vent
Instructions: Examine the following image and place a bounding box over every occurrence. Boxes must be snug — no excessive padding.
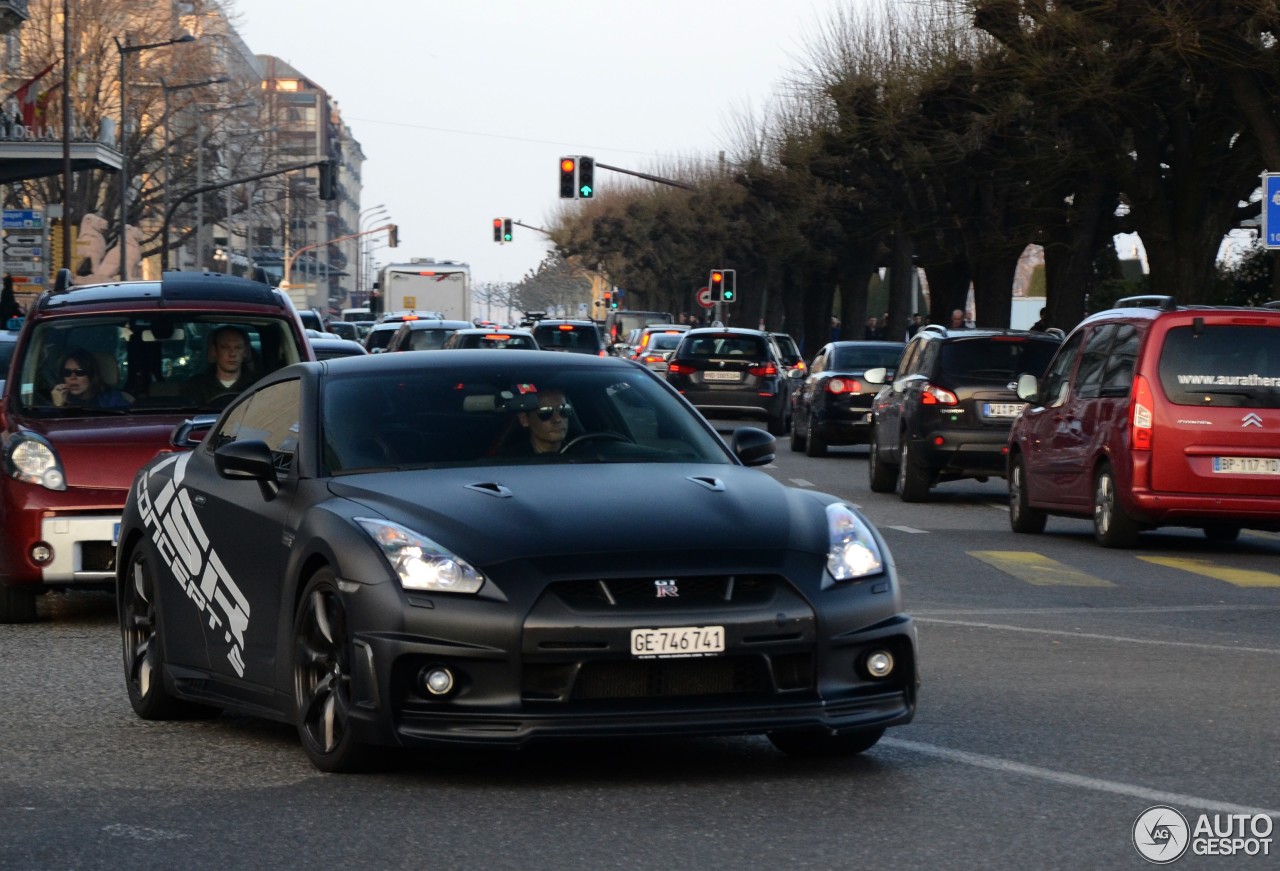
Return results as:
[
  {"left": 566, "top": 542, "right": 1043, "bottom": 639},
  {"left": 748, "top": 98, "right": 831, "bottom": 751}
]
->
[
  {"left": 466, "top": 482, "right": 513, "bottom": 498},
  {"left": 687, "top": 475, "right": 724, "bottom": 492}
]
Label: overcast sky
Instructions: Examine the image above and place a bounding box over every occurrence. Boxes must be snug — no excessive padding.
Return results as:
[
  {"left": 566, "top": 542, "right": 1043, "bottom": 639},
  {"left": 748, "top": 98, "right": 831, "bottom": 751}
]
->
[{"left": 233, "top": 0, "right": 850, "bottom": 290}]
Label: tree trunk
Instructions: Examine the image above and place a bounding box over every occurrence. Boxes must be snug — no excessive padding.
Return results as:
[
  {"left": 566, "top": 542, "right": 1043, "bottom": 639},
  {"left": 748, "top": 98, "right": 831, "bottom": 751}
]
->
[{"left": 1041, "top": 169, "right": 1115, "bottom": 331}]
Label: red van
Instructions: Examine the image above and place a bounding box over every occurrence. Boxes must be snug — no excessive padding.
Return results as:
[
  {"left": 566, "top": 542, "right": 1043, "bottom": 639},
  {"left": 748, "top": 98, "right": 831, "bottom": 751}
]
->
[
  {"left": 0, "top": 271, "right": 312, "bottom": 621},
  {"left": 1007, "top": 296, "right": 1280, "bottom": 547}
]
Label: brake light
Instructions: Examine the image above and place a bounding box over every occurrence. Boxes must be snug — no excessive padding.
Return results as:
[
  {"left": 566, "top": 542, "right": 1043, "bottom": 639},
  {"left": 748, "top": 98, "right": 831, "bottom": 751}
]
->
[
  {"left": 642, "top": 355, "right": 664, "bottom": 364},
  {"left": 748, "top": 363, "right": 778, "bottom": 377},
  {"left": 668, "top": 362, "right": 696, "bottom": 375},
  {"left": 920, "top": 383, "right": 958, "bottom": 405},
  {"left": 1131, "top": 374, "right": 1154, "bottom": 451},
  {"left": 483, "top": 334, "right": 510, "bottom": 340},
  {"left": 826, "top": 378, "right": 862, "bottom": 394},
  {"left": 558, "top": 324, "right": 574, "bottom": 331}
]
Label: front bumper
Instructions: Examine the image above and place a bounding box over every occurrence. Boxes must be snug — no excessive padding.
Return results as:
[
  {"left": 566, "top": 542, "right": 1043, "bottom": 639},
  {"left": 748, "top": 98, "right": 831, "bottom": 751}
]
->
[
  {"left": 337, "top": 560, "right": 918, "bottom": 748},
  {"left": 0, "top": 480, "right": 127, "bottom": 590}
]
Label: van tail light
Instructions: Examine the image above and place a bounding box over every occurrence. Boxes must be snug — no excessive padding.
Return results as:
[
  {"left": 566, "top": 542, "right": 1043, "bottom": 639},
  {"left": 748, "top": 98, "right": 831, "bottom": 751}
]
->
[
  {"left": 598, "top": 349, "right": 608, "bottom": 357},
  {"left": 826, "top": 378, "right": 862, "bottom": 394},
  {"left": 920, "top": 383, "right": 959, "bottom": 405},
  {"left": 667, "top": 361, "right": 696, "bottom": 375},
  {"left": 1131, "top": 374, "right": 1154, "bottom": 451},
  {"left": 748, "top": 363, "right": 779, "bottom": 377}
]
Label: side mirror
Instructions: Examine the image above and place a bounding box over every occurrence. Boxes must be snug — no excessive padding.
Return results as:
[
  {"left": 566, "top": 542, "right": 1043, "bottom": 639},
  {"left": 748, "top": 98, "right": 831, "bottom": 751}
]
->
[
  {"left": 1016, "top": 373, "right": 1039, "bottom": 402},
  {"left": 863, "top": 367, "right": 888, "bottom": 386},
  {"left": 170, "top": 414, "right": 219, "bottom": 448},
  {"left": 787, "top": 368, "right": 805, "bottom": 380},
  {"left": 731, "top": 426, "right": 776, "bottom": 467},
  {"left": 214, "top": 439, "right": 279, "bottom": 498}
]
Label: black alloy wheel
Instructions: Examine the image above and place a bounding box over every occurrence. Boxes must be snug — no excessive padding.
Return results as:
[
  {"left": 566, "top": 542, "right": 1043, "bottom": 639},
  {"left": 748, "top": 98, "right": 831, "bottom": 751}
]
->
[
  {"left": 293, "top": 570, "right": 371, "bottom": 773},
  {"left": 895, "top": 439, "right": 932, "bottom": 503}
]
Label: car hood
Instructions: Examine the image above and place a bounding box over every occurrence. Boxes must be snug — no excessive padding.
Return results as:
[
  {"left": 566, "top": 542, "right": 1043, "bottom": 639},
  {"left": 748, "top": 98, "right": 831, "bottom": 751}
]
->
[
  {"left": 19, "top": 416, "right": 183, "bottom": 489},
  {"left": 328, "top": 463, "right": 831, "bottom": 567}
]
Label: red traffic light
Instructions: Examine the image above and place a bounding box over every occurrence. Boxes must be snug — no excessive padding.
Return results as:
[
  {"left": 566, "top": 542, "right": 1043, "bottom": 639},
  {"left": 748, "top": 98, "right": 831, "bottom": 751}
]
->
[
  {"left": 561, "top": 158, "right": 576, "bottom": 173},
  {"left": 711, "top": 271, "right": 723, "bottom": 283}
]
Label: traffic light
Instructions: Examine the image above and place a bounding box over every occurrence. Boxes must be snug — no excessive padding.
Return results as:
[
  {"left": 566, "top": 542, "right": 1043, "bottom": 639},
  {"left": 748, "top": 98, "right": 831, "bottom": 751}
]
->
[
  {"left": 708, "top": 270, "right": 724, "bottom": 302},
  {"left": 602, "top": 291, "right": 612, "bottom": 309},
  {"left": 388, "top": 224, "right": 399, "bottom": 248},
  {"left": 318, "top": 159, "right": 338, "bottom": 200},
  {"left": 578, "top": 156, "right": 595, "bottom": 199},
  {"left": 559, "top": 157, "right": 577, "bottom": 199},
  {"left": 721, "top": 269, "right": 737, "bottom": 303},
  {"left": 502, "top": 218, "right": 513, "bottom": 242},
  {"left": 492, "top": 218, "right": 502, "bottom": 242}
]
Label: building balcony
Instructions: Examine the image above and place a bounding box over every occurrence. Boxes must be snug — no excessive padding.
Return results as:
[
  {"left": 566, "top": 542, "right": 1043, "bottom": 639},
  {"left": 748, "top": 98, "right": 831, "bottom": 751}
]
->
[{"left": 0, "top": 0, "right": 29, "bottom": 34}]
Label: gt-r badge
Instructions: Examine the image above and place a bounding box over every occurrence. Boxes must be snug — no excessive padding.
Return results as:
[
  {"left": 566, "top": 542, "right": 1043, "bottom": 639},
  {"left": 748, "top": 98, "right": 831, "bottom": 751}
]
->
[
  {"left": 655, "top": 579, "right": 679, "bottom": 597},
  {"left": 1242, "top": 412, "right": 1263, "bottom": 428}
]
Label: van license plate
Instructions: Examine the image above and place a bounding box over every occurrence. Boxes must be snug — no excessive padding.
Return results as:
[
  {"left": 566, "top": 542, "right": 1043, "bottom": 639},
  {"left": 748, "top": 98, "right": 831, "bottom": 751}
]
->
[
  {"left": 1213, "top": 456, "right": 1280, "bottom": 475},
  {"left": 631, "top": 625, "right": 725, "bottom": 658},
  {"left": 984, "top": 402, "right": 1025, "bottom": 418}
]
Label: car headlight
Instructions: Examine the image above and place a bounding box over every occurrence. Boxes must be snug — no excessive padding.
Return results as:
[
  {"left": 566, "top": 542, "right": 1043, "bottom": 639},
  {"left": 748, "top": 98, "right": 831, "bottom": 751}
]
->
[
  {"left": 825, "top": 503, "right": 883, "bottom": 580},
  {"left": 355, "top": 518, "right": 484, "bottom": 594},
  {"left": 6, "top": 433, "right": 67, "bottom": 491}
]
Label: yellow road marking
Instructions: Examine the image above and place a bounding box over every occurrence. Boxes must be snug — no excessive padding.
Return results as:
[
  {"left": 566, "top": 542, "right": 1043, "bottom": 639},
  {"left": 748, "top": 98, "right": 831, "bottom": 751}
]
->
[
  {"left": 968, "top": 551, "right": 1115, "bottom": 587},
  {"left": 1137, "top": 556, "right": 1280, "bottom": 588}
]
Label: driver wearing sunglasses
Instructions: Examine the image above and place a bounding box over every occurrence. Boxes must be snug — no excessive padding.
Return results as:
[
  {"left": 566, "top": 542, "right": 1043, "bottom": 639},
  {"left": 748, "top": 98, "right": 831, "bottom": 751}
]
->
[{"left": 509, "top": 388, "right": 573, "bottom": 455}]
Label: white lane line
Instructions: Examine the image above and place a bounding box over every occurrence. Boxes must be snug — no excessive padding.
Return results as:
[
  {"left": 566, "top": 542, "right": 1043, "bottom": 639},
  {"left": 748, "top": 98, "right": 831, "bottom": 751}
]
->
[
  {"left": 881, "top": 738, "right": 1280, "bottom": 818},
  {"left": 789, "top": 478, "right": 815, "bottom": 488},
  {"left": 985, "top": 501, "right": 1010, "bottom": 512},
  {"left": 888, "top": 525, "right": 929, "bottom": 534},
  {"left": 915, "top": 617, "right": 1280, "bottom": 655}
]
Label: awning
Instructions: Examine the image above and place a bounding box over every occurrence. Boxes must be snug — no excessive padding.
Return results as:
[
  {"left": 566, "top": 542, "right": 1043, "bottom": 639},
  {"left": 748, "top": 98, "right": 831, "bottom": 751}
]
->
[{"left": 0, "top": 139, "right": 122, "bottom": 184}]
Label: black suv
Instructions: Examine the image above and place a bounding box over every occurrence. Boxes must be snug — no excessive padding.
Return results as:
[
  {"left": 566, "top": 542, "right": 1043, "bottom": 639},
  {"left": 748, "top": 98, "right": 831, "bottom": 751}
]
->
[
  {"left": 531, "top": 319, "right": 606, "bottom": 356},
  {"left": 865, "top": 325, "right": 1061, "bottom": 501},
  {"left": 665, "top": 327, "right": 796, "bottom": 434}
]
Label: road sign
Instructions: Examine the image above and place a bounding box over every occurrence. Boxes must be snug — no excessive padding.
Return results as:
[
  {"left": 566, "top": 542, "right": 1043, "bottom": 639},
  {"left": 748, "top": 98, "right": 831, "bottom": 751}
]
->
[
  {"left": 1264, "top": 173, "right": 1280, "bottom": 249},
  {"left": 697, "top": 286, "right": 715, "bottom": 308},
  {"left": 2, "top": 209, "right": 42, "bottom": 230},
  {"left": 5, "top": 246, "right": 41, "bottom": 257},
  {"left": 5, "top": 261, "right": 44, "bottom": 276},
  {"left": 3, "top": 233, "right": 40, "bottom": 246}
]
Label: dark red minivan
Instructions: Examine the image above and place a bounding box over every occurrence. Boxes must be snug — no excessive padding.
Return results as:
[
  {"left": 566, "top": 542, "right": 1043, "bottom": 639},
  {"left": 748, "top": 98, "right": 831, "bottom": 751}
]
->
[
  {"left": 0, "top": 271, "right": 312, "bottom": 621},
  {"left": 1007, "top": 296, "right": 1280, "bottom": 547}
]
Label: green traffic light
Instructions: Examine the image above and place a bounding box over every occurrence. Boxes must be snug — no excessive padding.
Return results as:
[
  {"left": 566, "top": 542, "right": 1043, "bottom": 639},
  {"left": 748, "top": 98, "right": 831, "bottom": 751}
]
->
[
  {"left": 503, "top": 233, "right": 512, "bottom": 242},
  {"left": 579, "top": 184, "right": 593, "bottom": 198}
]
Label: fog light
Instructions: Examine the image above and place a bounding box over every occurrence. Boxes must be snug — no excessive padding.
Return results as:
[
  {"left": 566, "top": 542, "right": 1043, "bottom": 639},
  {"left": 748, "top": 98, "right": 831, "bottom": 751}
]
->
[
  {"left": 865, "top": 649, "right": 894, "bottom": 679},
  {"left": 421, "top": 666, "right": 455, "bottom": 696},
  {"left": 30, "top": 543, "right": 52, "bottom": 565}
]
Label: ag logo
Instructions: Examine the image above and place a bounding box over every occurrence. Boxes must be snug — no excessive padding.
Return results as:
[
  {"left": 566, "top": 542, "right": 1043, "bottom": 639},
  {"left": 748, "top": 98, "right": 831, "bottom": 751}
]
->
[{"left": 1133, "top": 805, "right": 1189, "bottom": 864}]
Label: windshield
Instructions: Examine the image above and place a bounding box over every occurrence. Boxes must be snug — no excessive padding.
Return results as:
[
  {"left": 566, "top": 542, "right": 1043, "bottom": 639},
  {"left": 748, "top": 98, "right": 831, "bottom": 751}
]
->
[
  {"left": 1158, "top": 324, "right": 1280, "bottom": 408},
  {"left": 15, "top": 313, "right": 305, "bottom": 415},
  {"left": 322, "top": 365, "right": 730, "bottom": 472}
]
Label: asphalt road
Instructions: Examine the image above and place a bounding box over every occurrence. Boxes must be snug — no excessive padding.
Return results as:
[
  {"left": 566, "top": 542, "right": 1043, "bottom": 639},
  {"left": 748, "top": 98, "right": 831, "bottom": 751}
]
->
[{"left": 2, "top": 431, "right": 1278, "bottom": 870}]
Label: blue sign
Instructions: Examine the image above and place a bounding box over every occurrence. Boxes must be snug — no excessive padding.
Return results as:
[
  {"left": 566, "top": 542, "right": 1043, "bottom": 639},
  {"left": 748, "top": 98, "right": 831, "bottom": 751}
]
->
[
  {"left": 1265, "top": 174, "right": 1280, "bottom": 249},
  {"left": 1, "top": 209, "right": 42, "bottom": 230}
]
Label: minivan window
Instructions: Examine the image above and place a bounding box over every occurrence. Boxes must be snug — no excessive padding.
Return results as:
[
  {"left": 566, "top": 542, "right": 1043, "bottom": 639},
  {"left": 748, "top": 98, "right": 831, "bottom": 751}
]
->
[
  {"left": 1157, "top": 325, "right": 1280, "bottom": 408},
  {"left": 1074, "top": 324, "right": 1117, "bottom": 399},
  {"left": 1099, "top": 324, "right": 1139, "bottom": 396},
  {"left": 1040, "top": 330, "right": 1084, "bottom": 407}
]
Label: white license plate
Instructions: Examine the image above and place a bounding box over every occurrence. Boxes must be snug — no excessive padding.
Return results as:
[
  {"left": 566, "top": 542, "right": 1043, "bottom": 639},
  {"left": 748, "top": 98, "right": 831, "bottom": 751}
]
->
[
  {"left": 631, "top": 625, "right": 725, "bottom": 658},
  {"left": 984, "top": 402, "right": 1026, "bottom": 418},
  {"left": 702, "top": 371, "right": 742, "bottom": 383},
  {"left": 113, "top": 522, "right": 121, "bottom": 547},
  {"left": 1213, "top": 456, "right": 1280, "bottom": 475}
]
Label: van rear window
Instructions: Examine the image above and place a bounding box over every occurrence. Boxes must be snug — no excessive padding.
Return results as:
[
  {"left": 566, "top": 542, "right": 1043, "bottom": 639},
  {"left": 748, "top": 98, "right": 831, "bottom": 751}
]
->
[{"left": 1158, "top": 325, "right": 1280, "bottom": 407}]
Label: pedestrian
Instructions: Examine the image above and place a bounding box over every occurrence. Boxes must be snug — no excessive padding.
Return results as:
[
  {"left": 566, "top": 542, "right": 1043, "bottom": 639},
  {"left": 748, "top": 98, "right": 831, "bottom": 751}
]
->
[
  {"left": 905, "top": 312, "right": 923, "bottom": 340},
  {"left": 1029, "top": 307, "right": 1048, "bottom": 332},
  {"left": 1, "top": 274, "right": 22, "bottom": 325},
  {"left": 864, "top": 316, "right": 886, "bottom": 340}
]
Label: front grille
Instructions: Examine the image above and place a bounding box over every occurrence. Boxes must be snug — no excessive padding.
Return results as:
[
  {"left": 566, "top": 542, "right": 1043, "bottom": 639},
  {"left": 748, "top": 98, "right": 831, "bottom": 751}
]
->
[
  {"left": 549, "top": 574, "right": 777, "bottom": 610},
  {"left": 80, "top": 541, "right": 116, "bottom": 572},
  {"left": 523, "top": 652, "right": 814, "bottom": 702}
]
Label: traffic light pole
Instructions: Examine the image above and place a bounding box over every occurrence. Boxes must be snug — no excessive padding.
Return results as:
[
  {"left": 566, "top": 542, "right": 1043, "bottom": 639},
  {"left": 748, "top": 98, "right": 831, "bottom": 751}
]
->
[
  {"left": 513, "top": 220, "right": 550, "bottom": 235},
  {"left": 595, "top": 162, "right": 695, "bottom": 191},
  {"left": 282, "top": 224, "right": 395, "bottom": 288}
]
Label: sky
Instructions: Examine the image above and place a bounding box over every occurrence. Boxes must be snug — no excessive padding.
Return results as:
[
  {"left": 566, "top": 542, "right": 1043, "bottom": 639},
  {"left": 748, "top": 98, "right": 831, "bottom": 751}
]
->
[{"left": 232, "top": 0, "right": 851, "bottom": 290}]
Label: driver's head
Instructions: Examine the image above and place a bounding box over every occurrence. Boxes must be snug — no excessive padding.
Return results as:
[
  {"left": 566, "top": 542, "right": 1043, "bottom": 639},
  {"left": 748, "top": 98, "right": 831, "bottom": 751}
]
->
[
  {"left": 207, "top": 326, "right": 251, "bottom": 378},
  {"left": 518, "top": 388, "right": 571, "bottom": 453}
]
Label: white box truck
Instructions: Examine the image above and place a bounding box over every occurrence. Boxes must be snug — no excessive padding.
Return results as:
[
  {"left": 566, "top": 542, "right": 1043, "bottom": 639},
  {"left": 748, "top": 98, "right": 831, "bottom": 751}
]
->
[{"left": 375, "top": 259, "right": 471, "bottom": 321}]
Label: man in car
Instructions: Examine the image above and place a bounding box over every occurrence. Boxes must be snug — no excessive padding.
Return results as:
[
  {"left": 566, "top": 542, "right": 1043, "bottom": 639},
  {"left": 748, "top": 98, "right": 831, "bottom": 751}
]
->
[
  {"left": 184, "top": 325, "right": 257, "bottom": 404},
  {"left": 507, "top": 387, "right": 572, "bottom": 455}
]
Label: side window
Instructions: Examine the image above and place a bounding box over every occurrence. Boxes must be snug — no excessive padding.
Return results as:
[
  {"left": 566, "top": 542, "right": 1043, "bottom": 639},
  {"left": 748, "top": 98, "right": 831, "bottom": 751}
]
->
[
  {"left": 897, "top": 339, "right": 923, "bottom": 378},
  {"left": 1100, "top": 325, "right": 1139, "bottom": 396},
  {"left": 209, "top": 379, "right": 302, "bottom": 471},
  {"left": 1074, "top": 324, "right": 1117, "bottom": 400},
  {"left": 1039, "top": 330, "right": 1084, "bottom": 408},
  {"left": 810, "top": 350, "right": 827, "bottom": 374}
]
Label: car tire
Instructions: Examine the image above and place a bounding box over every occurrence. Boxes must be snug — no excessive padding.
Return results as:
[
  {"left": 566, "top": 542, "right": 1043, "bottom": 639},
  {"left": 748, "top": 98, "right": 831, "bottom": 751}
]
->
[
  {"left": 868, "top": 429, "right": 896, "bottom": 493},
  {"left": 767, "top": 410, "right": 788, "bottom": 437},
  {"left": 767, "top": 727, "right": 885, "bottom": 758},
  {"left": 293, "top": 570, "right": 373, "bottom": 773},
  {"left": 896, "top": 439, "right": 932, "bottom": 502},
  {"left": 0, "top": 585, "right": 37, "bottom": 623},
  {"left": 1093, "top": 464, "right": 1140, "bottom": 548},
  {"left": 120, "top": 547, "right": 220, "bottom": 719},
  {"left": 789, "top": 411, "right": 806, "bottom": 452},
  {"left": 1203, "top": 525, "right": 1241, "bottom": 543},
  {"left": 804, "top": 414, "right": 828, "bottom": 457},
  {"left": 1008, "top": 454, "right": 1047, "bottom": 534}
]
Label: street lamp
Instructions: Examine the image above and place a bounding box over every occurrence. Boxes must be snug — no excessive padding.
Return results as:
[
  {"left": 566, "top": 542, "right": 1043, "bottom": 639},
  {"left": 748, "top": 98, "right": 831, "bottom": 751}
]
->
[
  {"left": 161, "top": 76, "right": 228, "bottom": 268},
  {"left": 114, "top": 31, "right": 195, "bottom": 280},
  {"left": 357, "top": 204, "right": 387, "bottom": 299}
]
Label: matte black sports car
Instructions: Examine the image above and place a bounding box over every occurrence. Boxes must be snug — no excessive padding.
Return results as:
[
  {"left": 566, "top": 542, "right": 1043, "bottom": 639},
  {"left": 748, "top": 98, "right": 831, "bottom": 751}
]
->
[{"left": 117, "top": 350, "right": 917, "bottom": 772}]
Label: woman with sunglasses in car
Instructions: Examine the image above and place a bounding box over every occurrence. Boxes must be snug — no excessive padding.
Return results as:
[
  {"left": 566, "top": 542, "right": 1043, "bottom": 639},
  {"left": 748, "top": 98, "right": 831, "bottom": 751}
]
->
[
  {"left": 50, "top": 349, "right": 131, "bottom": 409},
  {"left": 507, "top": 387, "right": 573, "bottom": 455}
]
